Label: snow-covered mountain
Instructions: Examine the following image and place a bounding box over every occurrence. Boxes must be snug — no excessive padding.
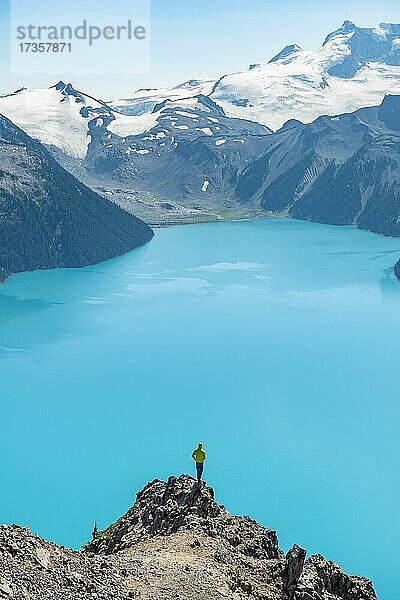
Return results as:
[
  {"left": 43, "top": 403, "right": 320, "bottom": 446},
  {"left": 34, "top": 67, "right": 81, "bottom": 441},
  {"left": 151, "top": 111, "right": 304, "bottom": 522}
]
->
[
  {"left": 109, "top": 78, "right": 216, "bottom": 116},
  {"left": 0, "top": 78, "right": 273, "bottom": 224},
  {"left": 0, "top": 80, "right": 266, "bottom": 162},
  {"left": 111, "top": 21, "right": 400, "bottom": 130},
  {"left": 1, "top": 21, "right": 400, "bottom": 238},
  {"left": 77, "top": 93, "right": 271, "bottom": 225},
  {"left": 2, "top": 21, "right": 400, "bottom": 159},
  {"left": 0, "top": 81, "right": 160, "bottom": 158}
]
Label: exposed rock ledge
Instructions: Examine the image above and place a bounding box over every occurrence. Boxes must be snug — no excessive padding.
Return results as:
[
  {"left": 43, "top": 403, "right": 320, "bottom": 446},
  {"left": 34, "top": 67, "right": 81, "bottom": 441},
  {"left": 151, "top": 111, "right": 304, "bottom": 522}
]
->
[{"left": 0, "top": 475, "right": 378, "bottom": 599}]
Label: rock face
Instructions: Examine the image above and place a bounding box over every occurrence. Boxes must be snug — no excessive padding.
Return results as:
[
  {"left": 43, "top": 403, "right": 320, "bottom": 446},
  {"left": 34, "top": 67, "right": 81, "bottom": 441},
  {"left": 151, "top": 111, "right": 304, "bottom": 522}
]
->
[
  {"left": 294, "top": 554, "right": 377, "bottom": 600},
  {"left": 89, "top": 475, "right": 281, "bottom": 560},
  {"left": 0, "top": 113, "right": 153, "bottom": 283},
  {"left": 0, "top": 475, "right": 378, "bottom": 600}
]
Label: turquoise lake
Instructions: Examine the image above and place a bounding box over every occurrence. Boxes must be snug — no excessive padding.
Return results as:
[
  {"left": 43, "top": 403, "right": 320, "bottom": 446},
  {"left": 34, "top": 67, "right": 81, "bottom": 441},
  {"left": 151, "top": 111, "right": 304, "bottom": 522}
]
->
[{"left": 1, "top": 218, "right": 399, "bottom": 598}]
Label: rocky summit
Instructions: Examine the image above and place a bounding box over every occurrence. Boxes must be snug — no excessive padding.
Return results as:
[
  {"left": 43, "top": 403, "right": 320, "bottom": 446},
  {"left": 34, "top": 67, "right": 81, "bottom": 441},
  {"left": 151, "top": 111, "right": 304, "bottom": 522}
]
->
[{"left": 0, "top": 475, "right": 378, "bottom": 599}]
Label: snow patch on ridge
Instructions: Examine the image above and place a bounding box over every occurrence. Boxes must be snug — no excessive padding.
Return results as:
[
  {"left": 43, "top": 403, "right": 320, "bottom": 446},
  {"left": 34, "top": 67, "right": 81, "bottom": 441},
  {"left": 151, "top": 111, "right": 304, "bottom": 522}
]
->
[
  {"left": 197, "top": 127, "right": 213, "bottom": 136},
  {"left": 107, "top": 112, "right": 158, "bottom": 138}
]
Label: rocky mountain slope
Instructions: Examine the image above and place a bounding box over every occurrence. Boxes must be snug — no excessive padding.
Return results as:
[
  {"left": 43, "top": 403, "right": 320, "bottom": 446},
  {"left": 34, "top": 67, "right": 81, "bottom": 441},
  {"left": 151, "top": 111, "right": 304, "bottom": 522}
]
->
[
  {"left": 75, "top": 94, "right": 400, "bottom": 239},
  {"left": 1, "top": 82, "right": 399, "bottom": 244},
  {"left": 0, "top": 113, "right": 153, "bottom": 284},
  {"left": 234, "top": 94, "right": 400, "bottom": 237},
  {"left": 0, "top": 475, "right": 378, "bottom": 599},
  {"left": 0, "top": 82, "right": 272, "bottom": 225},
  {"left": 78, "top": 94, "right": 271, "bottom": 224}
]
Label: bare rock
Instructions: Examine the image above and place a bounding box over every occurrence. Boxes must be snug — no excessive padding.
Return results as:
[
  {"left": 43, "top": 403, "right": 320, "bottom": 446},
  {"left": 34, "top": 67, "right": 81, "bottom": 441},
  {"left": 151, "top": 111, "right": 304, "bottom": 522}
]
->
[
  {"left": 88, "top": 475, "right": 281, "bottom": 561},
  {"left": 0, "top": 475, "right": 378, "bottom": 599},
  {"left": 294, "top": 554, "right": 377, "bottom": 600},
  {"left": 284, "top": 544, "right": 307, "bottom": 599}
]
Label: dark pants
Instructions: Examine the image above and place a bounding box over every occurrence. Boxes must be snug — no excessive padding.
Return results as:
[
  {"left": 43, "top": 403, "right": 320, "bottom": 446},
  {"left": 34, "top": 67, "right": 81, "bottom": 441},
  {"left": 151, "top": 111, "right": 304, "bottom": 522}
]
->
[{"left": 196, "top": 462, "right": 204, "bottom": 481}]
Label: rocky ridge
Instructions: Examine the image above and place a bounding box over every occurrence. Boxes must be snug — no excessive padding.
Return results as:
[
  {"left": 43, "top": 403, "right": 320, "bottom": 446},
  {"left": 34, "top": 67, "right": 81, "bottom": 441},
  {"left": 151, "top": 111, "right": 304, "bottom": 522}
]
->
[{"left": 0, "top": 475, "right": 378, "bottom": 600}]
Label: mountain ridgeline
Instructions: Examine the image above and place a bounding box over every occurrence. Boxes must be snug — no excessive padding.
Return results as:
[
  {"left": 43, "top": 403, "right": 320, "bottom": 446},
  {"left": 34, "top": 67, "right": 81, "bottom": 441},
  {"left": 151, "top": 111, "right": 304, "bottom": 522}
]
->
[
  {"left": 0, "top": 475, "right": 378, "bottom": 599},
  {"left": 74, "top": 93, "right": 400, "bottom": 239},
  {"left": 0, "top": 114, "right": 153, "bottom": 283},
  {"left": 110, "top": 21, "right": 400, "bottom": 129},
  {"left": 235, "top": 95, "right": 400, "bottom": 237}
]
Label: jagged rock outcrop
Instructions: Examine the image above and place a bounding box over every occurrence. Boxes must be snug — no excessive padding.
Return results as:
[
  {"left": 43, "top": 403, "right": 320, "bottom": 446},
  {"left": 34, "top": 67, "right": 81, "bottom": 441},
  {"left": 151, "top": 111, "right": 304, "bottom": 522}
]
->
[
  {"left": 294, "top": 554, "right": 377, "bottom": 600},
  {"left": 0, "top": 524, "right": 125, "bottom": 600},
  {"left": 0, "top": 475, "right": 378, "bottom": 599},
  {"left": 283, "top": 544, "right": 306, "bottom": 599},
  {"left": 89, "top": 475, "right": 280, "bottom": 561}
]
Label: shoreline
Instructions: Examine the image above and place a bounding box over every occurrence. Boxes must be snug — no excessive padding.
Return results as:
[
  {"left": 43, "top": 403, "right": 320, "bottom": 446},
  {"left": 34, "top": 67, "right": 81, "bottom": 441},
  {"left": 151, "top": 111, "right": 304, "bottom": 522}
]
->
[{"left": 1, "top": 213, "right": 400, "bottom": 286}]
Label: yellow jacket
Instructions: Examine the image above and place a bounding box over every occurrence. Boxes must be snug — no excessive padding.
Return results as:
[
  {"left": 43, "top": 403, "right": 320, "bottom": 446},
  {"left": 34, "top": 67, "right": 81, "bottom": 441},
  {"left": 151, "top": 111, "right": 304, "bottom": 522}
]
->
[{"left": 192, "top": 444, "right": 206, "bottom": 463}]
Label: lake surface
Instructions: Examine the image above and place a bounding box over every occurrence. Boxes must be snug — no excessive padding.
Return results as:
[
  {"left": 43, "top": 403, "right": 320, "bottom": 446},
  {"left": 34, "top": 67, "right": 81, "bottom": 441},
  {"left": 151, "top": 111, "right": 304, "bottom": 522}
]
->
[{"left": 1, "top": 218, "right": 399, "bottom": 598}]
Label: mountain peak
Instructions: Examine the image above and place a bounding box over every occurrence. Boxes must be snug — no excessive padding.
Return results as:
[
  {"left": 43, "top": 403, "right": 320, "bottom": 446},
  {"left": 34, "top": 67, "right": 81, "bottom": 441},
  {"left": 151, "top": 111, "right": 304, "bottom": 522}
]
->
[
  {"left": 51, "top": 80, "right": 67, "bottom": 90},
  {"left": 86, "top": 474, "right": 281, "bottom": 558},
  {"left": 341, "top": 19, "right": 356, "bottom": 29},
  {"left": 323, "top": 20, "right": 400, "bottom": 77},
  {"left": 83, "top": 474, "right": 377, "bottom": 598},
  {"left": 50, "top": 80, "right": 83, "bottom": 100},
  {"left": 323, "top": 20, "right": 357, "bottom": 45},
  {"left": 269, "top": 43, "right": 302, "bottom": 63}
]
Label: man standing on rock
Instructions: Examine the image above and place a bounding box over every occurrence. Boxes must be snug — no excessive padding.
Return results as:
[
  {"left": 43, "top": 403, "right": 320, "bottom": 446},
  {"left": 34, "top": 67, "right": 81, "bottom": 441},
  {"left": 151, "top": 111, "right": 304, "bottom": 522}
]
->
[{"left": 192, "top": 442, "right": 206, "bottom": 482}]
